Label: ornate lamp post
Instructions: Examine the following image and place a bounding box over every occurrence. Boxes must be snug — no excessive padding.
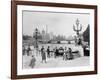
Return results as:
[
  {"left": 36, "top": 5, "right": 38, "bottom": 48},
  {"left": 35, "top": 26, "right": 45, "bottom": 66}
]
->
[
  {"left": 73, "top": 19, "right": 84, "bottom": 56},
  {"left": 73, "top": 18, "right": 82, "bottom": 36},
  {"left": 73, "top": 18, "right": 82, "bottom": 45},
  {"left": 33, "top": 28, "right": 39, "bottom": 56},
  {"left": 34, "top": 28, "right": 39, "bottom": 49}
]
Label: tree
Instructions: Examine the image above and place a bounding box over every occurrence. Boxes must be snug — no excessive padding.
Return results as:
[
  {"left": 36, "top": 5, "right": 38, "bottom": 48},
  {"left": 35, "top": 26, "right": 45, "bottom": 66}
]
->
[
  {"left": 23, "top": 35, "right": 32, "bottom": 40},
  {"left": 83, "top": 24, "right": 90, "bottom": 45}
]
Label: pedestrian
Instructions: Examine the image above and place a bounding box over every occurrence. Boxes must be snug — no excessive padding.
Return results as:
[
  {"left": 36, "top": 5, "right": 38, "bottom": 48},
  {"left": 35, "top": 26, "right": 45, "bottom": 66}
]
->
[
  {"left": 50, "top": 49, "right": 53, "bottom": 57},
  {"left": 47, "top": 46, "right": 50, "bottom": 58},
  {"left": 23, "top": 45, "right": 26, "bottom": 55},
  {"left": 29, "top": 55, "right": 36, "bottom": 68},
  {"left": 52, "top": 49, "right": 55, "bottom": 58},
  {"left": 27, "top": 45, "right": 31, "bottom": 56},
  {"left": 54, "top": 47, "right": 58, "bottom": 58},
  {"left": 63, "top": 47, "right": 67, "bottom": 60},
  {"left": 68, "top": 48, "right": 73, "bottom": 60},
  {"left": 41, "top": 46, "right": 46, "bottom": 63}
]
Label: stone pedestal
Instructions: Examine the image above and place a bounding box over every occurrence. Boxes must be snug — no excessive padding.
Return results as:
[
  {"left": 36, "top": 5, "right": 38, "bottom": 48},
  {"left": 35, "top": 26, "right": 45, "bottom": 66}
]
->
[
  {"left": 73, "top": 45, "right": 84, "bottom": 57},
  {"left": 78, "top": 46, "right": 84, "bottom": 56},
  {"left": 77, "top": 46, "right": 84, "bottom": 56}
]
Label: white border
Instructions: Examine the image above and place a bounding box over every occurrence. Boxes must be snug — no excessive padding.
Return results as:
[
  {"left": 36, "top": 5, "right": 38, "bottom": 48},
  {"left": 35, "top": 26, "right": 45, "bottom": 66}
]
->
[{"left": 17, "top": 5, "right": 94, "bottom": 75}]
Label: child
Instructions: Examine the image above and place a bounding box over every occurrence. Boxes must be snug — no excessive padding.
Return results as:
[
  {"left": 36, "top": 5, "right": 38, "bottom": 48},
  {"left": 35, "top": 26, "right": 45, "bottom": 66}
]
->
[{"left": 29, "top": 55, "right": 36, "bottom": 68}]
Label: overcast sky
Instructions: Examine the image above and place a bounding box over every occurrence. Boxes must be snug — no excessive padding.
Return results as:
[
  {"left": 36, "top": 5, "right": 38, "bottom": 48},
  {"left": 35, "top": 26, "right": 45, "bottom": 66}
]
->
[{"left": 23, "top": 11, "right": 90, "bottom": 38}]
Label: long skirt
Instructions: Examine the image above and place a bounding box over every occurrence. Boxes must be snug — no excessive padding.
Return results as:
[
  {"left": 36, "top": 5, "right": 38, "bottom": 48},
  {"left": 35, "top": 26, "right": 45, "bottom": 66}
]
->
[
  {"left": 41, "top": 53, "right": 46, "bottom": 60},
  {"left": 29, "top": 58, "right": 36, "bottom": 68},
  {"left": 67, "top": 53, "right": 73, "bottom": 60}
]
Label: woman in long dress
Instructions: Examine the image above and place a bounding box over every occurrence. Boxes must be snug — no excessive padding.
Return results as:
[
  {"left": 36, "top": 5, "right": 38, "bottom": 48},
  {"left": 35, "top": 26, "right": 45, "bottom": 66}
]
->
[
  {"left": 68, "top": 48, "right": 73, "bottom": 60},
  {"left": 27, "top": 45, "right": 31, "bottom": 56},
  {"left": 47, "top": 46, "right": 50, "bottom": 58},
  {"left": 29, "top": 55, "right": 36, "bottom": 68},
  {"left": 41, "top": 46, "right": 46, "bottom": 63}
]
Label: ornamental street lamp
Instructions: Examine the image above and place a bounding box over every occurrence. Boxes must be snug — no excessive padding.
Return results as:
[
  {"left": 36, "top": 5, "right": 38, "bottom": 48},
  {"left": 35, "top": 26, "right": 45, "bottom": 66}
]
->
[
  {"left": 35, "top": 28, "right": 38, "bottom": 48},
  {"left": 33, "top": 28, "right": 39, "bottom": 49},
  {"left": 73, "top": 18, "right": 82, "bottom": 45},
  {"left": 33, "top": 28, "right": 40, "bottom": 56},
  {"left": 73, "top": 18, "right": 82, "bottom": 36}
]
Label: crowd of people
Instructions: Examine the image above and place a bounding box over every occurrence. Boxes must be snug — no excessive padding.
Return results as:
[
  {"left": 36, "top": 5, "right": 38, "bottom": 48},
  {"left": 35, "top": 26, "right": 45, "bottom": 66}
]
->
[{"left": 23, "top": 45, "right": 74, "bottom": 68}]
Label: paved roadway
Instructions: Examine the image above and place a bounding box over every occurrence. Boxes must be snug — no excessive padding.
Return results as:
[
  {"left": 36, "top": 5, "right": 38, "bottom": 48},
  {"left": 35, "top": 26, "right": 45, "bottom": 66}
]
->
[{"left": 23, "top": 54, "right": 89, "bottom": 69}]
